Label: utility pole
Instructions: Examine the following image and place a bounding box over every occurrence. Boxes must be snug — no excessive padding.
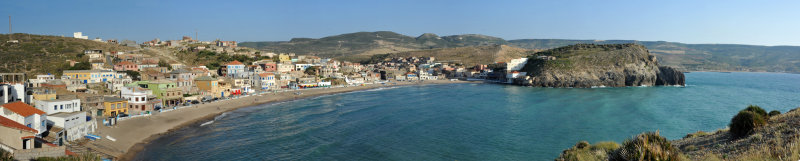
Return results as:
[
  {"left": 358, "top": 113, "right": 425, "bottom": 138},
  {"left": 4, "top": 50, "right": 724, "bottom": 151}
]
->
[{"left": 195, "top": 29, "right": 198, "bottom": 41}]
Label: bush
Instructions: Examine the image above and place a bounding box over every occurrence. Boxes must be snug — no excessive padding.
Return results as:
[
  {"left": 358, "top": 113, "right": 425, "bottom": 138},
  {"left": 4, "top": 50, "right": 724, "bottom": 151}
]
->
[
  {"left": 0, "top": 148, "right": 12, "bottom": 161},
  {"left": 742, "top": 105, "right": 767, "bottom": 117},
  {"left": 729, "top": 111, "right": 767, "bottom": 138},
  {"left": 556, "top": 141, "right": 619, "bottom": 161},
  {"left": 768, "top": 110, "right": 781, "bottom": 116},
  {"left": 609, "top": 131, "right": 682, "bottom": 161}
]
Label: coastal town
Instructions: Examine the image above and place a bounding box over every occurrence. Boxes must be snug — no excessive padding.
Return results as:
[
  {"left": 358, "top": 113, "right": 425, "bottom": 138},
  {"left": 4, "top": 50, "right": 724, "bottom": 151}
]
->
[{"left": 0, "top": 33, "right": 534, "bottom": 160}]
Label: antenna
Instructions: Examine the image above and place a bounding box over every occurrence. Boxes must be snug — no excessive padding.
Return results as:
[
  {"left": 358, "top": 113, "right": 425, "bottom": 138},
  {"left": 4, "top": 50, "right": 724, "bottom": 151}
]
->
[
  {"left": 8, "top": 16, "right": 11, "bottom": 41},
  {"left": 195, "top": 29, "right": 198, "bottom": 42}
]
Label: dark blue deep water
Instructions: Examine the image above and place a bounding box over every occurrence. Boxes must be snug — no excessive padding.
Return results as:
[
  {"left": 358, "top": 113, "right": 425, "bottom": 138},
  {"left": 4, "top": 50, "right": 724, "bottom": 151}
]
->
[{"left": 134, "top": 72, "right": 800, "bottom": 161}]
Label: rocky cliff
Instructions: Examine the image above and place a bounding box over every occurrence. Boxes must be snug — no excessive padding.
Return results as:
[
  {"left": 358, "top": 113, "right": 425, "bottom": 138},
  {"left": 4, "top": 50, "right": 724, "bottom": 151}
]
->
[{"left": 517, "top": 44, "right": 684, "bottom": 87}]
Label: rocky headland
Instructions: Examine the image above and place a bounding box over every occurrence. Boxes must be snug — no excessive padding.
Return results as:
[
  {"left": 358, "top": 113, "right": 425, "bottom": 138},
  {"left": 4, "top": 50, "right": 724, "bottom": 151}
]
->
[{"left": 517, "top": 44, "right": 685, "bottom": 87}]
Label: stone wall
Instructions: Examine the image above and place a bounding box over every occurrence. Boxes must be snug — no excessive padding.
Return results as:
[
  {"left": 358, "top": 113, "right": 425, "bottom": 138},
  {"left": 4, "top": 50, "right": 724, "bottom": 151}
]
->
[{"left": 12, "top": 146, "right": 66, "bottom": 160}]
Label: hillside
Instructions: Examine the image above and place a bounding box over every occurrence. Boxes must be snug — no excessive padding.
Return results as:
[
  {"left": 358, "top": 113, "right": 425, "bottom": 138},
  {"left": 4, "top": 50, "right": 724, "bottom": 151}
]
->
[
  {"left": 242, "top": 32, "right": 800, "bottom": 73},
  {"left": 0, "top": 33, "right": 136, "bottom": 76},
  {"left": 238, "top": 31, "right": 508, "bottom": 62},
  {"left": 362, "top": 45, "right": 532, "bottom": 66},
  {"left": 518, "top": 44, "right": 684, "bottom": 87},
  {"left": 556, "top": 106, "right": 800, "bottom": 160},
  {"left": 510, "top": 39, "right": 800, "bottom": 73}
]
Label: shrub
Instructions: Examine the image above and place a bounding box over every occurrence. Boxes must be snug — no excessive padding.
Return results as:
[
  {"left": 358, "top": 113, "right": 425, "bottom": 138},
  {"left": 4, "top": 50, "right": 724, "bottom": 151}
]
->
[
  {"left": 556, "top": 141, "right": 619, "bottom": 161},
  {"left": 591, "top": 141, "right": 621, "bottom": 152},
  {"left": 729, "top": 111, "right": 767, "bottom": 138},
  {"left": 576, "top": 141, "right": 590, "bottom": 149},
  {"left": 742, "top": 105, "right": 768, "bottom": 117},
  {"left": 0, "top": 148, "right": 12, "bottom": 161},
  {"left": 769, "top": 110, "right": 781, "bottom": 116},
  {"left": 609, "top": 131, "right": 682, "bottom": 161}
]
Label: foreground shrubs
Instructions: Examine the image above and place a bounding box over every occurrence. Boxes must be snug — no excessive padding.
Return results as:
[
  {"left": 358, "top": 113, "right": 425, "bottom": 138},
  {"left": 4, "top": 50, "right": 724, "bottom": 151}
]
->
[
  {"left": 556, "top": 141, "right": 620, "bottom": 161},
  {"left": 609, "top": 131, "right": 682, "bottom": 161},
  {"left": 729, "top": 106, "right": 769, "bottom": 138},
  {"left": 768, "top": 110, "right": 781, "bottom": 116},
  {"left": 742, "top": 105, "right": 768, "bottom": 117}
]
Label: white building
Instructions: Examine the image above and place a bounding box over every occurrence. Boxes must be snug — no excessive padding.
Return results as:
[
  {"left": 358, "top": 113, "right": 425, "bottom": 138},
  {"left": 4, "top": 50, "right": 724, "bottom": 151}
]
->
[
  {"left": 506, "top": 71, "right": 527, "bottom": 83},
  {"left": 277, "top": 63, "right": 294, "bottom": 73},
  {"left": 0, "top": 102, "right": 47, "bottom": 135},
  {"left": 506, "top": 58, "right": 529, "bottom": 71},
  {"left": 295, "top": 64, "right": 313, "bottom": 71},
  {"left": 73, "top": 32, "right": 88, "bottom": 39},
  {"left": 33, "top": 98, "right": 81, "bottom": 115},
  {"left": 1, "top": 83, "right": 27, "bottom": 104},
  {"left": 257, "top": 73, "right": 276, "bottom": 90},
  {"left": 48, "top": 111, "right": 96, "bottom": 142},
  {"left": 226, "top": 61, "right": 246, "bottom": 77}
]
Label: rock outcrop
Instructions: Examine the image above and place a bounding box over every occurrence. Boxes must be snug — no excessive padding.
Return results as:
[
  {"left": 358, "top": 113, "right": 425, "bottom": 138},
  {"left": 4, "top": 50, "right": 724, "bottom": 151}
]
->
[{"left": 517, "top": 44, "right": 685, "bottom": 87}]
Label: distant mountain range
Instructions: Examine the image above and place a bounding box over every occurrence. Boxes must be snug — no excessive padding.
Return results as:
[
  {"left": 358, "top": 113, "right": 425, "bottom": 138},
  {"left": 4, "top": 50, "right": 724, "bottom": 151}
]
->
[{"left": 240, "top": 31, "right": 800, "bottom": 73}]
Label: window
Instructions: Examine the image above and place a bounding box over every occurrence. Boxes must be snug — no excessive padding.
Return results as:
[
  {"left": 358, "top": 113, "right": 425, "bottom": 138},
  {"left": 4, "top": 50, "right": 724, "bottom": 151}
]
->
[
  {"left": 60, "top": 105, "right": 63, "bottom": 110},
  {"left": 27, "top": 124, "right": 31, "bottom": 128},
  {"left": 54, "top": 105, "right": 57, "bottom": 110},
  {"left": 41, "top": 122, "right": 45, "bottom": 126}
]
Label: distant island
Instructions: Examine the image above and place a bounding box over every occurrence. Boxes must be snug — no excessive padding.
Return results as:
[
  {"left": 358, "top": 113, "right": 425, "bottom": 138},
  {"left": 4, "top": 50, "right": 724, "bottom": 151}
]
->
[{"left": 516, "top": 44, "right": 685, "bottom": 87}]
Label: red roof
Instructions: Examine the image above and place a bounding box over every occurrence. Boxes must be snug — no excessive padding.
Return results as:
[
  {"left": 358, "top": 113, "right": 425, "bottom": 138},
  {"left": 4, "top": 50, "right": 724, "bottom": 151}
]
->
[
  {"left": 258, "top": 73, "right": 274, "bottom": 77},
  {"left": 0, "top": 115, "right": 38, "bottom": 133},
  {"left": 1, "top": 102, "right": 46, "bottom": 117},
  {"left": 226, "top": 60, "right": 244, "bottom": 66}
]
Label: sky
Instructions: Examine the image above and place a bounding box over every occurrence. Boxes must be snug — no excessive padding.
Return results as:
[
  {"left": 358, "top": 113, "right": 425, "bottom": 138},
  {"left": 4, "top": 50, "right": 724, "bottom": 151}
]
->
[{"left": 1, "top": 0, "right": 799, "bottom": 46}]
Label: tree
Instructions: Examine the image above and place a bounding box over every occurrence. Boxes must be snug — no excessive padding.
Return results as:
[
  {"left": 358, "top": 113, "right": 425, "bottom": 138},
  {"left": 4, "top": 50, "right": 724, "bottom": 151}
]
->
[
  {"left": 158, "top": 60, "right": 173, "bottom": 70},
  {"left": 124, "top": 71, "right": 141, "bottom": 81},
  {"left": 304, "top": 66, "right": 319, "bottom": 76},
  {"left": 68, "top": 61, "right": 92, "bottom": 70}
]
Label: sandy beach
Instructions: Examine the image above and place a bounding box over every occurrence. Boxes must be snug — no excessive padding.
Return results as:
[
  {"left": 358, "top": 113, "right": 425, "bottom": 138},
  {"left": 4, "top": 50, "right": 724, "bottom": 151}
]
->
[{"left": 78, "top": 80, "right": 472, "bottom": 160}]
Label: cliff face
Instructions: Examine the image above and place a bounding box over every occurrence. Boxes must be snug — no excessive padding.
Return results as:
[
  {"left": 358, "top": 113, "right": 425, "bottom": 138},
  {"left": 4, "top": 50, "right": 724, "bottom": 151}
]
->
[{"left": 517, "top": 44, "right": 685, "bottom": 87}]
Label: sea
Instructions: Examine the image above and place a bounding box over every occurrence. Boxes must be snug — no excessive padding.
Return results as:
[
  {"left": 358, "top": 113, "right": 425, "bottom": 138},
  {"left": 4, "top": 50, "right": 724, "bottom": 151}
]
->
[{"left": 134, "top": 72, "right": 800, "bottom": 161}]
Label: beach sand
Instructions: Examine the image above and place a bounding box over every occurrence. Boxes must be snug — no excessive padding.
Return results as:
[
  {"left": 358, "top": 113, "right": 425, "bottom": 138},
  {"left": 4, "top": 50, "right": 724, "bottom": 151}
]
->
[{"left": 79, "top": 80, "right": 471, "bottom": 160}]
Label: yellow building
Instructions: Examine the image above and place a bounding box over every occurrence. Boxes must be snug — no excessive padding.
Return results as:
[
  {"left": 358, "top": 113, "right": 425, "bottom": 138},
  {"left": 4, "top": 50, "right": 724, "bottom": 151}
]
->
[
  {"left": 194, "top": 76, "right": 219, "bottom": 93},
  {"left": 63, "top": 70, "right": 118, "bottom": 84},
  {"left": 102, "top": 97, "right": 128, "bottom": 117},
  {"left": 278, "top": 54, "right": 291, "bottom": 63},
  {"left": 31, "top": 87, "right": 57, "bottom": 101}
]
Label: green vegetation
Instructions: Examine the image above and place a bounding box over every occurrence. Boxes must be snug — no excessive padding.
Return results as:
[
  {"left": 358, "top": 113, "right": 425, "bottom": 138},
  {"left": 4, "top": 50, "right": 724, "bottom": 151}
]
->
[
  {"left": 304, "top": 66, "right": 319, "bottom": 76},
  {"left": 176, "top": 50, "right": 270, "bottom": 70},
  {"left": 157, "top": 60, "right": 172, "bottom": 70},
  {"left": 0, "top": 33, "right": 135, "bottom": 76},
  {"left": 556, "top": 141, "right": 620, "bottom": 161},
  {"left": 557, "top": 132, "right": 682, "bottom": 161},
  {"left": 1, "top": 148, "right": 12, "bottom": 161},
  {"left": 743, "top": 105, "right": 768, "bottom": 117},
  {"left": 769, "top": 110, "right": 781, "bottom": 116},
  {"left": 510, "top": 39, "right": 800, "bottom": 73},
  {"left": 124, "top": 70, "right": 140, "bottom": 80},
  {"left": 243, "top": 32, "right": 800, "bottom": 73},
  {"left": 67, "top": 61, "right": 92, "bottom": 70},
  {"left": 361, "top": 45, "right": 528, "bottom": 67},
  {"left": 730, "top": 106, "right": 768, "bottom": 138},
  {"left": 609, "top": 131, "right": 683, "bottom": 161},
  {"left": 238, "top": 31, "right": 509, "bottom": 62}
]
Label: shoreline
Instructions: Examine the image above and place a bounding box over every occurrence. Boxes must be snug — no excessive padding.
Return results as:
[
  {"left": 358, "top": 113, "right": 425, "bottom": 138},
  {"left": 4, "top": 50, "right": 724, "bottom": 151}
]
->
[{"left": 83, "top": 80, "right": 474, "bottom": 161}]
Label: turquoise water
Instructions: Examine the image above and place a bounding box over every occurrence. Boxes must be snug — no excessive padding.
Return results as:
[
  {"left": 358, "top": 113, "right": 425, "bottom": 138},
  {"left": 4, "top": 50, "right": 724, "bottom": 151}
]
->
[{"left": 134, "top": 72, "right": 800, "bottom": 161}]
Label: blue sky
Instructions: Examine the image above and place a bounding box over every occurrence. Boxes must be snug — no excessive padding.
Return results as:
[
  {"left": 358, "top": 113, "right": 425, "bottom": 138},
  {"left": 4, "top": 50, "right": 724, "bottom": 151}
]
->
[{"left": 1, "top": 0, "right": 799, "bottom": 46}]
